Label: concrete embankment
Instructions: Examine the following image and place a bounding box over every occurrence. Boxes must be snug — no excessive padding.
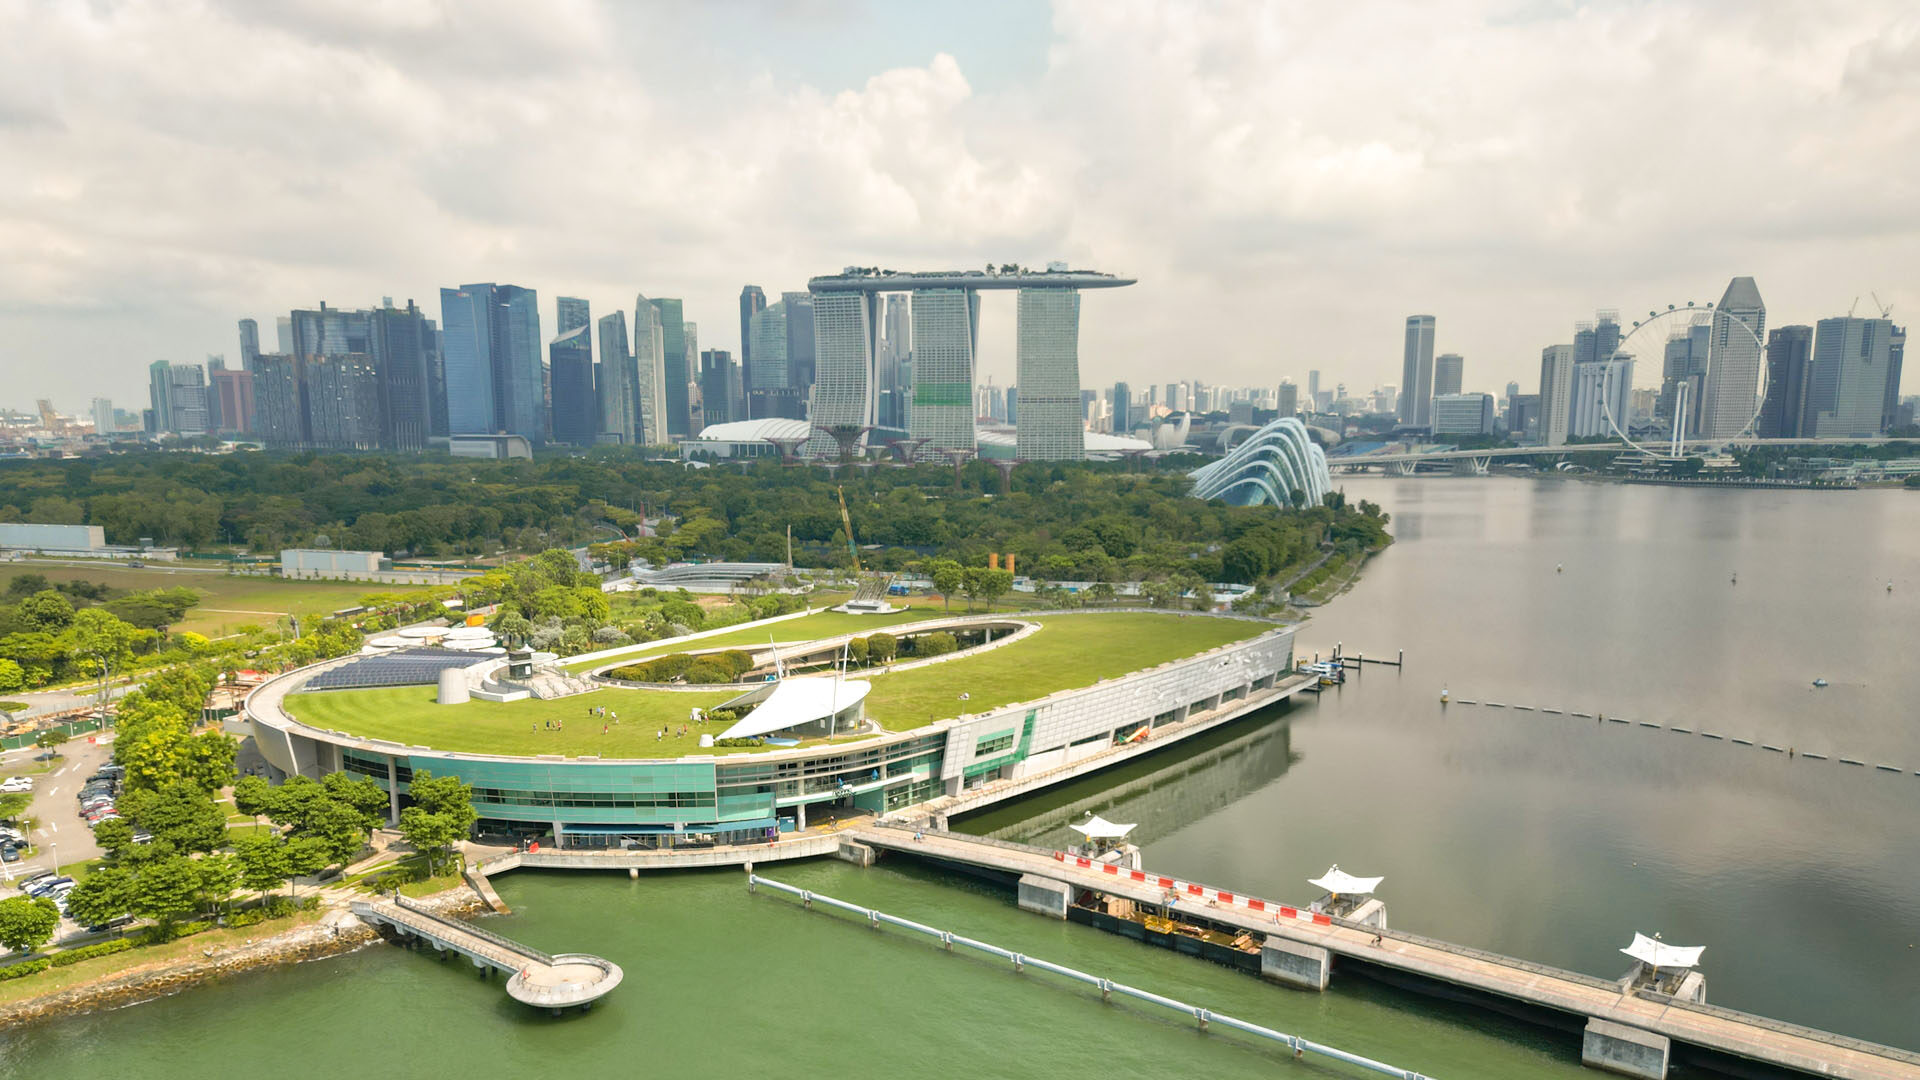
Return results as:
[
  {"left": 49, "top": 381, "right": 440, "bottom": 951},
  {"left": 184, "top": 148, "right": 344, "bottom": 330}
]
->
[{"left": 0, "top": 890, "right": 486, "bottom": 1032}]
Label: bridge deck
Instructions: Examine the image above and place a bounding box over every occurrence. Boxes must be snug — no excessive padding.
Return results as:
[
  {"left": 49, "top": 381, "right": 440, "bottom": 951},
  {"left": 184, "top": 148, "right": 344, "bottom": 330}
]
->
[
  {"left": 351, "top": 895, "right": 623, "bottom": 1009},
  {"left": 850, "top": 826, "right": 1920, "bottom": 1080}
]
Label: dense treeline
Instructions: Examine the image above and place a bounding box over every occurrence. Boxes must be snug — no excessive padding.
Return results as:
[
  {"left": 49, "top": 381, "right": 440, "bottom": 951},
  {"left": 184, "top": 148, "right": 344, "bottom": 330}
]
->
[{"left": 0, "top": 450, "right": 1389, "bottom": 586}]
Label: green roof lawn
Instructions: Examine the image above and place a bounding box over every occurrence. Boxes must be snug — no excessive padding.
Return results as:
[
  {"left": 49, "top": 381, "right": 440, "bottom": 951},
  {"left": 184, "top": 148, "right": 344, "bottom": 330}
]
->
[
  {"left": 284, "top": 611, "right": 1271, "bottom": 761},
  {"left": 559, "top": 600, "right": 950, "bottom": 673}
]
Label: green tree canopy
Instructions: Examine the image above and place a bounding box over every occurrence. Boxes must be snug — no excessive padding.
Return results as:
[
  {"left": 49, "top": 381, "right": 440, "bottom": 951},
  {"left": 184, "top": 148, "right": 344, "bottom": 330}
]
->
[{"left": 0, "top": 896, "right": 61, "bottom": 953}]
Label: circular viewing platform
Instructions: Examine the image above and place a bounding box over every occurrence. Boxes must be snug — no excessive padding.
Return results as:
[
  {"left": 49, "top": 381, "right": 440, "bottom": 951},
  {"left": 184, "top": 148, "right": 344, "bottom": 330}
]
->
[{"left": 506, "top": 953, "right": 625, "bottom": 1011}]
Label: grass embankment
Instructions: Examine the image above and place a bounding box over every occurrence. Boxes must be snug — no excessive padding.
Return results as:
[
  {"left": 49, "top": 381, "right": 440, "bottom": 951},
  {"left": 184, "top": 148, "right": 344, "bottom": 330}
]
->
[
  {"left": 0, "top": 562, "right": 434, "bottom": 637},
  {"left": 559, "top": 601, "right": 948, "bottom": 674},
  {"left": 286, "top": 612, "right": 1269, "bottom": 760},
  {"left": 0, "top": 909, "right": 328, "bottom": 1007}
]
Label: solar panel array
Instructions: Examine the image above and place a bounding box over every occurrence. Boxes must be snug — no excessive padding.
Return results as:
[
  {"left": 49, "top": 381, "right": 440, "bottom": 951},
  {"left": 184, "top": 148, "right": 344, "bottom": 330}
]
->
[{"left": 305, "top": 648, "right": 483, "bottom": 691}]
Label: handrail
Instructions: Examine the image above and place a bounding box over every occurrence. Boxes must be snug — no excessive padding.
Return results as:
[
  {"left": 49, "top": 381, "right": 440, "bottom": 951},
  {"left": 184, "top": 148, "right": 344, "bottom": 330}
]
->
[
  {"left": 387, "top": 892, "right": 554, "bottom": 966},
  {"left": 1635, "top": 991, "right": 1920, "bottom": 1066}
]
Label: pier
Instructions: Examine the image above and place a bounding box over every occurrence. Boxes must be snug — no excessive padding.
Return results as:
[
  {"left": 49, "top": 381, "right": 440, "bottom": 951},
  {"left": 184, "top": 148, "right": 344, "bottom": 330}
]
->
[
  {"left": 846, "top": 824, "right": 1920, "bottom": 1080},
  {"left": 350, "top": 893, "right": 622, "bottom": 1013}
]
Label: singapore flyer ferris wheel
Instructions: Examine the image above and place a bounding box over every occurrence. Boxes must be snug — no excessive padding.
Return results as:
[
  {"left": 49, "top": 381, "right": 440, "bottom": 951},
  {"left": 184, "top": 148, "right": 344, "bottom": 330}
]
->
[{"left": 1600, "top": 298, "right": 1768, "bottom": 460}]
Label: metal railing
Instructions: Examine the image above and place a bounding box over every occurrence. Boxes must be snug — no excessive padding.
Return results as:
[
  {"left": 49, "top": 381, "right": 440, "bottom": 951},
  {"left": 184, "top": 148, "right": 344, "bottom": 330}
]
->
[
  {"left": 388, "top": 892, "right": 553, "bottom": 966},
  {"left": 1635, "top": 990, "right": 1920, "bottom": 1066},
  {"left": 750, "top": 875, "right": 1435, "bottom": 1080}
]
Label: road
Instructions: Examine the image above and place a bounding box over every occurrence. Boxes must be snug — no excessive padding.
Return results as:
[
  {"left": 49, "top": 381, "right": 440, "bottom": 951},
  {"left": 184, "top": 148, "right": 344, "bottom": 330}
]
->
[
  {"left": 2, "top": 736, "right": 115, "bottom": 883},
  {"left": 4, "top": 682, "right": 134, "bottom": 721}
]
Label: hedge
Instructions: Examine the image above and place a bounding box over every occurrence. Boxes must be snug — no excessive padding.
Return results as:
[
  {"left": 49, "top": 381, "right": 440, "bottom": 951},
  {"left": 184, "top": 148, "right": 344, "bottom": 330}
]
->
[
  {"left": 0, "top": 958, "right": 51, "bottom": 981},
  {"left": 50, "top": 938, "right": 136, "bottom": 967}
]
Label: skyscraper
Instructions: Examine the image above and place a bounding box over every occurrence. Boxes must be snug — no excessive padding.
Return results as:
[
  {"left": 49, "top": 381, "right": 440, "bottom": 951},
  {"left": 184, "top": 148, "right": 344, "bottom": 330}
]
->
[
  {"left": 1806, "top": 317, "right": 1897, "bottom": 438},
  {"left": 250, "top": 353, "right": 304, "bottom": 448},
  {"left": 781, "top": 291, "right": 816, "bottom": 414},
  {"left": 303, "top": 353, "right": 382, "bottom": 449},
  {"left": 649, "top": 297, "right": 690, "bottom": 439},
  {"left": 369, "top": 300, "right": 436, "bottom": 451},
  {"left": 748, "top": 301, "right": 799, "bottom": 419},
  {"left": 274, "top": 316, "right": 294, "bottom": 355},
  {"left": 683, "top": 321, "right": 700, "bottom": 431},
  {"left": 1399, "top": 316, "right": 1436, "bottom": 427},
  {"left": 1014, "top": 288, "right": 1084, "bottom": 460},
  {"left": 237, "top": 319, "right": 260, "bottom": 366},
  {"left": 1697, "top": 277, "right": 1766, "bottom": 440},
  {"left": 1569, "top": 357, "right": 1633, "bottom": 438},
  {"left": 1276, "top": 380, "right": 1297, "bottom": 417},
  {"left": 548, "top": 325, "right": 597, "bottom": 446},
  {"left": 1538, "top": 344, "right": 1574, "bottom": 446},
  {"left": 148, "top": 361, "right": 210, "bottom": 435},
  {"left": 805, "top": 289, "right": 882, "bottom": 458},
  {"left": 596, "top": 311, "right": 636, "bottom": 443},
  {"left": 738, "top": 285, "right": 766, "bottom": 390},
  {"left": 879, "top": 293, "right": 912, "bottom": 430},
  {"left": 1307, "top": 370, "right": 1321, "bottom": 408},
  {"left": 91, "top": 398, "right": 114, "bottom": 437},
  {"left": 439, "top": 284, "right": 543, "bottom": 442},
  {"left": 1434, "top": 353, "right": 1463, "bottom": 398},
  {"left": 699, "top": 349, "right": 742, "bottom": 427},
  {"left": 208, "top": 361, "right": 255, "bottom": 435},
  {"left": 1883, "top": 325, "right": 1906, "bottom": 434},
  {"left": 1112, "top": 381, "right": 1133, "bottom": 433},
  {"left": 557, "top": 297, "right": 591, "bottom": 336},
  {"left": 909, "top": 289, "right": 979, "bottom": 452},
  {"left": 633, "top": 295, "right": 669, "bottom": 446},
  {"left": 1758, "top": 325, "right": 1814, "bottom": 439}
]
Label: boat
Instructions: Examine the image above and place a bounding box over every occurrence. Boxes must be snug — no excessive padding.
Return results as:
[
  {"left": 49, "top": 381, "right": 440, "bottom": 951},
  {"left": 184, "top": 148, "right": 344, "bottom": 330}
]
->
[{"left": 1812, "top": 678, "right": 1829, "bottom": 688}]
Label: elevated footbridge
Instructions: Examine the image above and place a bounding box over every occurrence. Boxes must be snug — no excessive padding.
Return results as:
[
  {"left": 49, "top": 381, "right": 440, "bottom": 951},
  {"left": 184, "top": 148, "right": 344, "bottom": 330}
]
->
[{"left": 351, "top": 892, "right": 622, "bottom": 1013}]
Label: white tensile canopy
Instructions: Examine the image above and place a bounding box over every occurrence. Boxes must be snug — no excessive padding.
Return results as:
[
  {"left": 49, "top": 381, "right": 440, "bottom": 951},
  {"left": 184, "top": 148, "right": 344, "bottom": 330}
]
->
[
  {"left": 1068, "top": 815, "right": 1137, "bottom": 840},
  {"left": 1308, "top": 865, "right": 1385, "bottom": 895},
  {"left": 716, "top": 677, "right": 871, "bottom": 741},
  {"left": 1621, "top": 933, "right": 1704, "bottom": 969}
]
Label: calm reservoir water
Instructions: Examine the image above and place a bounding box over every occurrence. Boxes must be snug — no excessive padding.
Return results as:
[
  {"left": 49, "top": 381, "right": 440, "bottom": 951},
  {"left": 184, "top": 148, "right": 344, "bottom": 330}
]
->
[{"left": 3, "top": 478, "right": 1916, "bottom": 1075}]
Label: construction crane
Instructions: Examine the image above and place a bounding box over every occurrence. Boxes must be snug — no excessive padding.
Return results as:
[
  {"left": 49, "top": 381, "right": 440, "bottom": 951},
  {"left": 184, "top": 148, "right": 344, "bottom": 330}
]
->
[{"left": 836, "top": 486, "right": 862, "bottom": 574}]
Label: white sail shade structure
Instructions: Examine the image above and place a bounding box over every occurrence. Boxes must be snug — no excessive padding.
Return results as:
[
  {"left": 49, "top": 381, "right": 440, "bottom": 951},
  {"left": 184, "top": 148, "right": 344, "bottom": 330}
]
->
[
  {"left": 1620, "top": 933, "right": 1704, "bottom": 969},
  {"left": 1068, "top": 815, "right": 1137, "bottom": 840},
  {"left": 1308, "top": 865, "right": 1385, "bottom": 896},
  {"left": 716, "top": 677, "right": 871, "bottom": 741}
]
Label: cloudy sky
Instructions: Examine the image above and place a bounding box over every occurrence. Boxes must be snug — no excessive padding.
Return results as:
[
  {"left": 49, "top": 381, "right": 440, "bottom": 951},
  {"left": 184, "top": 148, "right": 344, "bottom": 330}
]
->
[{"left": 3, "top": 0, "right": 1915, "bottom": 413}]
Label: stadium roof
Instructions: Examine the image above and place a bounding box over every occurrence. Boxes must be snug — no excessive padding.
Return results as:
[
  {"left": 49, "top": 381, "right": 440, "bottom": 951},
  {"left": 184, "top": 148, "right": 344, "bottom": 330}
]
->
[
  {"left": 717, "top": 677, "right": 871, "bottom": 740},
  {"left": 692, "top": 418, "right": 813, "bottom": 443}
]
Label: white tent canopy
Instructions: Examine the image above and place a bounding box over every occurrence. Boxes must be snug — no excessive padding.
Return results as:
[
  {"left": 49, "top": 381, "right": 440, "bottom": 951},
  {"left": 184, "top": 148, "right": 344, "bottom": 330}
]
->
[
  {"left": 1621, "top": 933, "right": 1704, "bottom": 969},
  {"left": 716, "top": 677, "right": 871, "bottom": 741},
  {"left": 1308, "top": 865, "right": 1384, "bottom": 896},
  {"left": 1068, "top": 815, "right": 1137, "bottom": 840}
]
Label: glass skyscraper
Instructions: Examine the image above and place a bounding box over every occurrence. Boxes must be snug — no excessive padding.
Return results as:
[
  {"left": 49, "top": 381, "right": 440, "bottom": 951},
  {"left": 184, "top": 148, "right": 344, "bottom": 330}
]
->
[
  {"left": 1399, "top": 315, "right": 1436, "bottom": 427},
  {"left": 438, "top": 283, "right": 542, "bottom": 442},
  {"left": 1698, "top": 277, "right": 1766, "bottom": 440},
  {"left": 549, "top": 325, "right": 597, "bottom": 446},
  {"left": 806, "top": 290, "right": 882, "bottom": 457},
  {"left": 633, "top": 294, "right": 669, "bottom": 446},
  {"left": 597, "top": 311, "right": 637, "bottom": 444},
  {"left": 1014, "top": 288, "right": 1084, "bottom": 460}
]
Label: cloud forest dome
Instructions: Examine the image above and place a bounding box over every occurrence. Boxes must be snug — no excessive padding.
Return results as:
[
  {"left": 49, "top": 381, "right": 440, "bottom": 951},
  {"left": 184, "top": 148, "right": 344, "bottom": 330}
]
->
[{"left": 1187, "top": 417, "right": 1332, "bottom": 507}]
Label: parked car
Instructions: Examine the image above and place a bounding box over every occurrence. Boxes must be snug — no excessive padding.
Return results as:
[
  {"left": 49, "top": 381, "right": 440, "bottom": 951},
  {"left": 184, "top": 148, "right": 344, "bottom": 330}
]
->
[
  {"left": 90, "top": 765, "right": 126, "bottom": 781},
  {"left": 85, "top": 915, "right": 135, "bottom": 934},
  {"left": 15, "top": 870, "right": 54, "bottom": 890},
  {"left": 0, "top": 844, "right": 21, "bottom": 863},
  {"left": 0, "top": 777, "right": 33, "bottom": 793},
  {"left": 130, "top": 830, "right": 153, "bottom": 845},
  {"left": 0, "top": 827, "right": 25, "bottom": 845},
  {"left": 23, "top": 876, "right": 73, "bottom": 898}
]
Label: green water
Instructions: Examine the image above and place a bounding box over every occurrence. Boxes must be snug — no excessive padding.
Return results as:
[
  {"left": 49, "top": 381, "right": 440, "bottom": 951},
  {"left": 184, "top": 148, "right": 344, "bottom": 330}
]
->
[{"left": 0, "top": 864, "right": 1589, "bottom": 1079}]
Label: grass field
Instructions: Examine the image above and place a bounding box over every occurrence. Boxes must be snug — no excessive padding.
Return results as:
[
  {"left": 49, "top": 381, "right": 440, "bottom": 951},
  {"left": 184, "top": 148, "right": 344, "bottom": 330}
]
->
[
  {"left": 560, "top": 598, "right": 958, "bottom": 673},
  {"left": 0, "top": 561, "right": 434, "bottom": 637},
  {"left": 286, "top": 611, "right": 1269, "bottom": 760}
]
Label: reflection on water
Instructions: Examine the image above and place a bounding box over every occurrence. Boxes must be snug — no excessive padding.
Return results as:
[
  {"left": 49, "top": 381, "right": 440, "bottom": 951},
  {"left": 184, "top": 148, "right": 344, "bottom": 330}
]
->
[{"left": 978, "top": 478, "right": 1920, "bottom": 1050}]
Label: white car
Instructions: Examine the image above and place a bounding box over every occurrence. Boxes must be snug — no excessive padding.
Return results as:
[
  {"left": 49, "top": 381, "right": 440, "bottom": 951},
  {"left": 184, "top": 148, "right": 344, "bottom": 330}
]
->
[{"left": 0, "top": 777, "right": 32, "bottom": 793}]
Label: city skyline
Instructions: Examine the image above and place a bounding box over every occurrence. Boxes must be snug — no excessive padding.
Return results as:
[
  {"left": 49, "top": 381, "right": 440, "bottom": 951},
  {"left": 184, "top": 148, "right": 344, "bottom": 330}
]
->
[{"left": 3, "top": 2, "right": 1915, "bottom": 407}]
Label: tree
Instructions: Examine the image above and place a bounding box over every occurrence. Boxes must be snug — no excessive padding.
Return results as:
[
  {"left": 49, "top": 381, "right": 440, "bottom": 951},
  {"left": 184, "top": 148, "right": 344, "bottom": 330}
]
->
[
  {"left": 17, "top": 590, "right": 74, "bottom": 634},
  {"left": 867, "top": 632, "right": 896, "bottom": 664},
  {"left": 121, "top": 781, "right": 228, "bottom": 855},
  {"left": 195, "top": 853, "right": 241, "bottom": 916},
  {"left": 399, "top": 770, "right": 477, "bottom": 875},
  {"left": 0, "top": 896, "right": 60, "bottom": 953},
  {"left": 34, "top": 728, "right": 69, "bottom": 755},
  {"left": 90, "top": 816, "right": 135, "bottom": 858},
  {"left": 0, "top": 791, "right": 30, "bottom": 823},
  {"left": 63, "top": 867, "right": 134, "bottom": 929},
  {"left": 927, "top": 559, "right": 966, "bottom": 612},
  {"left": 231, "top": 774, "right": 273, "bottom": 821},
  {"left": 130, "top": 856, "right": 203, "bottom": 928},
  {"left": 282, "top": 836, "right": 332, "bottom": 898},
  {"left": 963, "top": 567, "right": 1014, "bottom": 610},
  {"left": 232, "top": 834, "right": 291, "bottom": 901},
  {"left": 0, "top": 658, "right": 24, "bottom": 694}
]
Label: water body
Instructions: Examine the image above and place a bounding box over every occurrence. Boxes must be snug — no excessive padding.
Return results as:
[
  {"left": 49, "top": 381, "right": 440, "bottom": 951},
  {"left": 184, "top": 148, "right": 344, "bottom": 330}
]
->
[
  {"left": 969, "top": 478, "right": 1920, "bottom": 1050},
  {"left": 2, "top": 478, "right": 1915, "bottom": 1074}
]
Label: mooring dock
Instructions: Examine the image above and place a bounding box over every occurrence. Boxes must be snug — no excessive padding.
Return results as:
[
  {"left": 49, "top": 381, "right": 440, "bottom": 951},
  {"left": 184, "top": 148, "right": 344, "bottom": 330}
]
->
[
  {"left": 845, "top": 825, "right": 1920, "bottom": 1080},
  {"left": 350, "top": 893, "right": 623, "bottom": 1013}
]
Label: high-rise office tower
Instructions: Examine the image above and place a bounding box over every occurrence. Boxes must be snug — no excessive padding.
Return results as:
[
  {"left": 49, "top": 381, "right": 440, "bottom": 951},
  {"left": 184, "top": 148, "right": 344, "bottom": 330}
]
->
[
  {"left": 633, "top": 295, "right": 669, "bottom": 446},
  {"left": 738, "top": 285, "right": 767, "bottom": 391},
  {"left": 1572, "top": 311, "right": 1622, "bottom": 366},
  {"left": 781, "top": 291, "right": 816, "bottom": 414},
  {"left": 807, "top": 289, "right": 883, "bottom": 457},
  {"left": 1112, "top": 381, "right": 1133, "bottom": 433},
  {"left": 91, "top": 398, "right": 114, "bottom": 436},
  {"left": 557, "top": 297, "right": 591, "bottom": 336},
  {"left": 683, "top": 321, "right": 700, "bottom": 431},
  {"left": 249, "top": 354, "right": 304, "bottom": 447},
  {"left": 368, "top": 300, "right": 435, "bottom": 451},
  {"left": 1307, "top": 370, "right": 1320, "bottom": 407},
  {"left": 548, "top": 325, "right": 597, "bottom": 446},
  {"left": 1758, "top": 325, "right": 1814, "bottom": 439},
  {"left": 274, "top": 316, "right": 294, "bottom": 355},
  {"left": 1006, "top": 386, "right": 1018, "bottom": 426},
  {"left": 1538, "top": 343, "right": 1574, "bottom": 446},
  {"left": 1883, "top": 325, "right": 1906, "bottom": 434},
  {"left": 1806, "top": 317, "right": 1897, "bottom": 438},
  {"left": 909, "top": 288, "right": 980, "bottom": 451},
  {"left": 147, "top": 360, "right": 172, "bottom": 434},
  {"left": 439, "top": 284, "right": 542, "bottom": 442},
  {"left": 1399, "top": 316, "right": 1436, "bottom": 427},
  {"left": 237, "top": 319, "right": 260, "bottom": 366},
  {"left": 748, "top": 301, "right": 799, "bottom": 419},
  {"left": 596, "top": 311, "right": 637, "bottom": 444},
  {"left": 1504, "top": 381, "right": 1520, "bottom": 411},
  {"left": 1014, "top": 288, "right": 1084, "bottom": 460},
  {"left": 699, "top": 349, "right": 742, "bottom": 426},
  {"left": 1434, "top": 353, "right": 1464, "bottom": 397},
  {"left": 1276, "top": 380, "right": 1298, "bottom": 417},
  {"left": 1697, "top": 277, "right": 1766, "bottom": 440},
  {"left": 647, "top": 297, "right": 690, "bottom": 438},
  {"left": 303, "top": 354, "right": 382, "bottom": 449}
]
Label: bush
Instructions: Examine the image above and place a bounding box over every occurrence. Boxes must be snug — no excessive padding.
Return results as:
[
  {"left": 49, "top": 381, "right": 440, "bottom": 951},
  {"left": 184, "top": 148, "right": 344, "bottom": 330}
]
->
[
  {"left": 611, "top": 649, "right": 753, "bottom": 684},
  {"left": 0, "top": 958, "right": 51, "bottom": 981},
  {"left": 713, "top": 737, "right": 765, "bottom": 747},
  {"left": 913, "top": 631, "right": 958, "bottom": 657},
  {"left": 682, "top": 658, "right": 735, "bottom": 684},
  {"left": 866, "top": 633, "right": 896, "bottom": 664},
  {"left": 50, "top": 938, "right": 137, "bottom": 967}
]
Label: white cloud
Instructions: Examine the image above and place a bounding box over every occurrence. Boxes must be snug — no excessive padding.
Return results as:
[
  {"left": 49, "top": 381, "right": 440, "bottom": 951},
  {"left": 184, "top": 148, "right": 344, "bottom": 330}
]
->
[{"left": 0, "top": 0, "right": 1914, "bottom": 408}]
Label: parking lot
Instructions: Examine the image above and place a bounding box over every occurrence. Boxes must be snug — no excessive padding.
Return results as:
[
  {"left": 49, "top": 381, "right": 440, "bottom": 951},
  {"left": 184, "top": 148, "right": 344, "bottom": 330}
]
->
[{"left": 2, "top": 737, "right": 119, "bottom": 939}]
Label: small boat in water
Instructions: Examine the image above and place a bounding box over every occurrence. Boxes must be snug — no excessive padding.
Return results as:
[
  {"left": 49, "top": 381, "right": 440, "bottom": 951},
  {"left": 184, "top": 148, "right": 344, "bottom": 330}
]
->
[{"left": 1812, "top": 678, "right": 1829, "bottom": 688}]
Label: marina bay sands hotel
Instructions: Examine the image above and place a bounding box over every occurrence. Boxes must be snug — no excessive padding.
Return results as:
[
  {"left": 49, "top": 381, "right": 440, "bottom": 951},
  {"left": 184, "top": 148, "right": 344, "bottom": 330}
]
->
[{"left": 805, "top": 264, "right": 1135, "bottom": 460}]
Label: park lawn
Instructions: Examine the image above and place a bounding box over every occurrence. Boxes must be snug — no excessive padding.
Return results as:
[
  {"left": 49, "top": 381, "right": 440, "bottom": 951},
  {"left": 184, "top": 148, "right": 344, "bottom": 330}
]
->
[
  {"left": 863, "top": 612, "right": 1268, "bottom": 731},
  {"left": 560, "top": 599, "right": 953, "bottom": 673},
  {"left": 288, "top": 612, "right": 1269, "bottom": 759},
  {"left": 0, "top": 562, "right": 436, "bottom": 637}
]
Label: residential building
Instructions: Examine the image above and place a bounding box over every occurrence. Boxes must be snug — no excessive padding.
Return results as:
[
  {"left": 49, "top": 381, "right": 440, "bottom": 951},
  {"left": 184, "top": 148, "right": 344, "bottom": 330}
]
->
[
  {"left": 1569, "top": 357, "right": 1634, "bottom": 438},
  {"left": 1758, "top": 325, "right": 1814, "bottom": 439},
  {"left": 548, "top": 325, "right": 597, "bottom": 447},
  {"left": 303, "top": 354, "right": 382, "bottom": 450},
  {"left": 91, "top": 398, "right": 115, "bottom": 437},
  {"left": 1432, "top": 392, "right": 1495, "bottom": 436},
  {"left": 1538, "top": 344, "right": 1574, "bottom": 446},
  {"left": 208, "top": 359, "right": 255, "bottom": 435},
  {"left": 1434, "top": 353, "right": 1464, "bottom": 397},
  {"left": 1806, "top": 317, "right": 1897, "bottom": 438},
  {"left": 1399, "top": 316, "right": 1436, "bottom": 427},
  {"left": 148, "top": 361, "right": 210, "bottom": 435}
]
